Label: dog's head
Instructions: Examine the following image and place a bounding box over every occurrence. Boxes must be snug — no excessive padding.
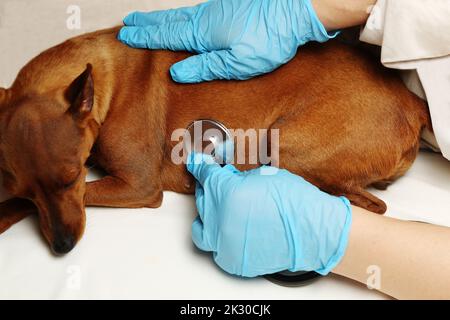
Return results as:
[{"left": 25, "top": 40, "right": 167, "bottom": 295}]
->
[{"left": 0, "top": 65, "right": 99, "bottom": 254}]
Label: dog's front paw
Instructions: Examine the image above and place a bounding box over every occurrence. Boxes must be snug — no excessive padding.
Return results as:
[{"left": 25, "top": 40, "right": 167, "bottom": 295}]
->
[{"left": 144, "top": 191, "right": 164, "bottom": 209}]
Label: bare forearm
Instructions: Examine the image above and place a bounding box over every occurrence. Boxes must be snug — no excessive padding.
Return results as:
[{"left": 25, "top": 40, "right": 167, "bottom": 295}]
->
[
  {"left": 333, "top": 206, "right": 450, "bottom": 299},
  {"left": 311, "top": 0, "right": 377, "bottom": 30}
]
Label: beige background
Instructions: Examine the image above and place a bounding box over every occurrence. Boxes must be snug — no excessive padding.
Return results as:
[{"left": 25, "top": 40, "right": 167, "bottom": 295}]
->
[{"left": 0, "top": 0, "right": 204, "bottom": 87}]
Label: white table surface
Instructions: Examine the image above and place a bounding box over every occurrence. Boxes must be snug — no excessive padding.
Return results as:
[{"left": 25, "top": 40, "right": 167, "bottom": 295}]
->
[{"left": 0, "top": 151, "right": 449, "bottom": 299}]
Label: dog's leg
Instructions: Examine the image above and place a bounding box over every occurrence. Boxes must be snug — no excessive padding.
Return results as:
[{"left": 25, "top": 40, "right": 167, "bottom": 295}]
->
[
  {"left": 85, "top": 94, "right": 166, "bottom": 209},
  {"left": 86, "top": 143, "right": 164, "bottom": 208},
  {"left": 86, "top": 176, "right": 163, "bottom": 209},
  {"left": 0, "top": 198, "right": 37, "bottom": 235},
  {"left": 371, "top": 180, "right": 392, "bottom": 191},
  {"left": 269, "top": 107, "right": 389, "bottom": 214}
]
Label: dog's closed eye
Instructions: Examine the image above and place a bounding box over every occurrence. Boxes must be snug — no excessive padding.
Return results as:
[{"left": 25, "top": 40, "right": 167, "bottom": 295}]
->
[{"left": 58, "top": 169, "right": 82, "bottom": 190}]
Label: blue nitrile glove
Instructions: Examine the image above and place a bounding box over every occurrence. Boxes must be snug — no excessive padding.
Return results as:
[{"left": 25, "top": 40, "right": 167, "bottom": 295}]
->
[
  {"left": 186, "top": 152, "right": 352, "bottom": 277},
  {"left": 118, "top": 0, "right": 338, "bottom": 83}
]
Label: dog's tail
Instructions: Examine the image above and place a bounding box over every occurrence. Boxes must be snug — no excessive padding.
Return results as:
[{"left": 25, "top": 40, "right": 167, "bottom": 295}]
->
[{"left": 405, "top": 90, "right": 433, "bottom": 133}]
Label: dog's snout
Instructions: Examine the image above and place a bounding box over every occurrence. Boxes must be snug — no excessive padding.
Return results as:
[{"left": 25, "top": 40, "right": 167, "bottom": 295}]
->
[{"left": 52, "top": 235, "right": 76, "bottom": 255}]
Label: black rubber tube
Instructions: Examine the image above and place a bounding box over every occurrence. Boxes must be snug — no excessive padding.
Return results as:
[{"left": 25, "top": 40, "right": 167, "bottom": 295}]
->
[{"left": 264, "top": 271, "right": 321, "bottom": 287}]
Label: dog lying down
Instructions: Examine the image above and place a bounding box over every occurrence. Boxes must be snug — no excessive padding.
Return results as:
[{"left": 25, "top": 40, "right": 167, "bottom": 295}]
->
[{"left": 0, "top": 27, "right": 430, "bottom": 254}]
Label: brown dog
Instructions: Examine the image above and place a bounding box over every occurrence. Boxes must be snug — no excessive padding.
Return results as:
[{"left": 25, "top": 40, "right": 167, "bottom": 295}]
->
[{"left": 0, "top": 27, "right": 429, "bottom": 254}]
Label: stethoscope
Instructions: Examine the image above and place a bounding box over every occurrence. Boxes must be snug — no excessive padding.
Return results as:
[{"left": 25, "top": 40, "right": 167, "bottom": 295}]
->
[{"left": 184, "top": 120, "right": 321, "bottom": 286}]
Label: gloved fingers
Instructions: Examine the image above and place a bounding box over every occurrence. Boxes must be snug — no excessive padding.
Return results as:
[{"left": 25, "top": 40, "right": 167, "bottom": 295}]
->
[
  {"left": 186, "top": 152, "right": 236, "bottom": 187},
  {"left": 170, "top": 50, "right": 242, "bottom": 83},
  {"left": 240, "top": 165, "right": 281, "bottom": 177},
  {"left": 118, "top": 21, "right": 197, "bottom": 51},
  {"left": 192, "top": 216, "right": 213, "bottom": 252},
  {"left": 194, "top": 181, "right": 206, "bottom": 219},
  {"left": 223, "top": 164, "right": 241, "bottom": 174},
  {"left": 212, "top": 139, "right": 235, "bottom": 166},
  {"left": 123, "top": 6, "right": 199, "bottom": 27}
]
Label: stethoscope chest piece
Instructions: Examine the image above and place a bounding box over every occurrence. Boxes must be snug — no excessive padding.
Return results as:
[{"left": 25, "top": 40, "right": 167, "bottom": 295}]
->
[{"left": 184, "top": 119, "right": 234, "bottom": 165}]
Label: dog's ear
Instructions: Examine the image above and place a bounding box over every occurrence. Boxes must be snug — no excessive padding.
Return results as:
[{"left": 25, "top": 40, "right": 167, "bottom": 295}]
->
[{"left": 66, "top": 64, "right": 94, "bottom": 120}]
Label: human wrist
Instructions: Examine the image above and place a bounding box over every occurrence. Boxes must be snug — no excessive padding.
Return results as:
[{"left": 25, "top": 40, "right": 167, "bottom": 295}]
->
[
  {"left": 332, "top": 205, "right": 386, "bottom": 282},
  {"left": 311, "top": 0, "right": 376, "bottom": 31},
  {"left": 302, "top": 0, "right": 340, "bottom": 43}
]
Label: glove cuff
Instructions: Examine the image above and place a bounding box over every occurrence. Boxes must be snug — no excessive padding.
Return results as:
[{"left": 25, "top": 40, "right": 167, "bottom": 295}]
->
[
  {"left": 298, "top": 0, "right": 340, "bottom": 44},
  {"left": 314, "top": 197, "right": 353, "bottom": 275}
]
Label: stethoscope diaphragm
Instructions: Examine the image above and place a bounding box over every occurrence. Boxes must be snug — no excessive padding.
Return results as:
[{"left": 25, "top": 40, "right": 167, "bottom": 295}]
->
[{"left": 184, "top": 119, "right": 234, "bottom": 166}]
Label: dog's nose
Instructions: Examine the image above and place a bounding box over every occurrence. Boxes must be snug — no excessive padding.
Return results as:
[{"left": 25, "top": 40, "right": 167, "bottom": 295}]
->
[{"left": 52, "top": 235, "right": 76, "bottom": 255}]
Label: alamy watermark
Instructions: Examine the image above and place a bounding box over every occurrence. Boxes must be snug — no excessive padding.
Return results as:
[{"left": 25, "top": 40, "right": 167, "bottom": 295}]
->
[
  {"left": 365, "top": 3, "right": 383, "bottom": 31},
  {"left": 66, "top": 5, "right": 81, "bottom": 30},
  {"left": 170, "top": 125, "right": 280, "bottom": 175},
  {"left": 66, "top": 265, "right": 82, "bottom": 290},
  {"left": 366, "top": 265, "right": 381, "bottom": 290}
]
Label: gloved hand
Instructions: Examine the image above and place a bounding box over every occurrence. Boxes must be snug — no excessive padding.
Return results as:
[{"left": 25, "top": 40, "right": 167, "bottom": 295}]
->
[
  {"left": 186, "top": 153, "right": 352, "bottom": 277},
  {"left": 118, "top": 0, "right": 338, "bottom": 83}
]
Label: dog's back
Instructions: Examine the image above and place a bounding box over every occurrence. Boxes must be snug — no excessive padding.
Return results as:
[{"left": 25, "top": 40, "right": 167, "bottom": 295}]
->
[{"left": 3, "top": 27, "right": 430, "bottom": 214}]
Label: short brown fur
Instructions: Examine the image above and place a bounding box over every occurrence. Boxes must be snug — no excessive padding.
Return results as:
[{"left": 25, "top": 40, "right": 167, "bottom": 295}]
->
[{"left": 0, "top": 27, "right": 429, "bottom": 253}]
